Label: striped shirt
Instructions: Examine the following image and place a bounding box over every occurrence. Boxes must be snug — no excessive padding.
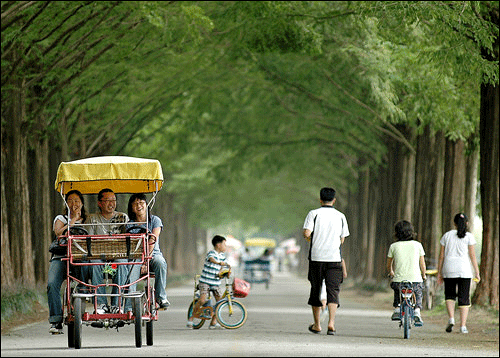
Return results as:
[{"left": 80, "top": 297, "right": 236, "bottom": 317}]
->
[{"left": 199, "top": 250, "right": 227, "bottom": 286}]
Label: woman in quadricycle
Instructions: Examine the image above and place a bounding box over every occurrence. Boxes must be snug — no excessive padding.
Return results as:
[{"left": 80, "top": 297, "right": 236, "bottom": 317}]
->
[
  {"left": 48, "top": 189, "right": 89, "bottom": 334},
  {"left": 125, "top": 193, "right": 170, "bottom": 312}
]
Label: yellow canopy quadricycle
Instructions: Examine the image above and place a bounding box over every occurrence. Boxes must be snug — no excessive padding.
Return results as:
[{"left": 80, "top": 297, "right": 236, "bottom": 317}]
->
[
  {"left": 54, "top": 156, "right": 164, "bottom": 348},
  {"left": 55, "top": 156, "right": 163, "bottom": 195}
]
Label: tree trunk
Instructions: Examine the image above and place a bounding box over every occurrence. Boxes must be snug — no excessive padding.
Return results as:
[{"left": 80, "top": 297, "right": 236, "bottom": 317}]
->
[
  {"left": 375, "top": 128, "right": 416, "bottom": 282},
  {"left": 8, "top": 78, "right": 36, "bottom": 286},
  {"left": 413, "top": 127, "right": 445, "bottom": 268},
  {"left": 472, "top": 82, "right": 499, "bottom": 308},
  {"left": 442, "top": 138, "right": 467, "bottom": 232},
  {"left": 31, "top": 137, "right": 51, "bottom": 283},
  {"left": 163, "top": 192, "right": 177, "bottom": 273},
  {"left": 472, "top": 4, "right": 499, "bottom": 307},
  {"left": 363, "top": 170, "right": 377, "bottom": 281},
  {"left": 1, "top": 141, "right": 14, "bottom": 288},
  {"left": 464, "top": 142, "right": 479, "bottom": 232},
  {"left": 397, "top": 147, "right": 415, "bottom": 221},
  {"left": 359, "top": 168, "right": 370, "bottom": 279},
  {"left": 344, "top": 185, "right": 361, "bottom": 278},
  {"left": 172, "top": 211, "right": 186, "bottom": 273}
]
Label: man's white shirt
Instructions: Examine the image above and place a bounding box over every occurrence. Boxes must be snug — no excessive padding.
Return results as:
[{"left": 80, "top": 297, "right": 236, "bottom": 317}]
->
[{"left": 303, "top": 206, "right": 349, "bottom": 262}]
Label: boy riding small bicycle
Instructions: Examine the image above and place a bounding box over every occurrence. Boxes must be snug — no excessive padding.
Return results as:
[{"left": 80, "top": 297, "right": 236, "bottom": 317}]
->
[
  {"left": 387, "top": 220, "right": 426, "bottom": 326},
  {"left": 187, "top": 235, "right": 230, "bottom": 329}
]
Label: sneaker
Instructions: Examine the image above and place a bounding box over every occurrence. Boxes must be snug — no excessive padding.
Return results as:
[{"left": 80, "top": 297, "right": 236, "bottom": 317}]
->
[
  {"left": 445, "top": 318, "right": 455, "bottom": 332},
  {"left": 209, "top": 322, "right": 222, "bottom": 330},
  {"left": 95, "top": 303, "right": 108, "bottom": 314},
  {"left": 460, "top": 326, "right": 468, "bottom": 334},
  {"left": 413, "top": 314, "right": 423, "bottom": 326},
  {"left": 158, "top": 299, "right": 170, "bottom": 310},
  {"left": 108, "top": 305, "right": 123, "bottom": 314},
  {"left": 391, "top": 307, "right": 401, "bottom": 321},
  {"left": 49, "top": 322, "right": 63, "bottom": 334},
  {"left": 186, "top": 321, "right": 193, "bottom": 329}
]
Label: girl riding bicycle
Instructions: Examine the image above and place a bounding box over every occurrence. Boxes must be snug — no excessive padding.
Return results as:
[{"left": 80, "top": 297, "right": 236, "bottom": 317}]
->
[{"left": 386, "top": 220, "right": 426, "bottom": 325}]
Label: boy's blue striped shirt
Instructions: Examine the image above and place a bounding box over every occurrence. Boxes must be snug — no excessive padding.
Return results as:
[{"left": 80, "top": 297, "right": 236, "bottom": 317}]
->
[{"left": 199, "top": 250, "right": 226, "bottom": 286}]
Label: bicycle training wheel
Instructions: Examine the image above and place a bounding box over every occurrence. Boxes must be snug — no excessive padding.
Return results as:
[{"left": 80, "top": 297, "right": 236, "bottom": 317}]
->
[
  {"left": 187, "top": 301, "right": 206, "bottom": 329},
  {"left": 215, "top": 300, "right": 247, "bottom": 329},
  {"left": 403, "top": 305, "right": 411, "bottom": 339}
]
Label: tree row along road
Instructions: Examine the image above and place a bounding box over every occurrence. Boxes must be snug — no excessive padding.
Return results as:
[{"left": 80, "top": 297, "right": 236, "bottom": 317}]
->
[{"left": 1, "top": 271, "right": 497, "bottom": 357}]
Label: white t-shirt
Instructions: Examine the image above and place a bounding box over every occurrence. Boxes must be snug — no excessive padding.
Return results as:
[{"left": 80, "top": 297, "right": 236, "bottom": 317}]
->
[
  {"left": 387, "top": 240, "right": 425, "bottom": 282},
  {"left": 303, "top": 206, "right": 349, "bottom": 262},
  {"left": 52, "top": 215, "right": 84, "bottom": 231},
  {"left": 440, "top": 230, "right": 476, "bottom": 278}
]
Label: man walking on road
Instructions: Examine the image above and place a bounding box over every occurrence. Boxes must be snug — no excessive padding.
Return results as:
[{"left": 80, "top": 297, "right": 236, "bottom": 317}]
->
[{"left": 303, "top": 187, "right": 350, "bottom": 336}]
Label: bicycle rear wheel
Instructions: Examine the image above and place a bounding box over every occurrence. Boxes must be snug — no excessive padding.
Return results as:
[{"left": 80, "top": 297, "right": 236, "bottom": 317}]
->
[
  {"left": 187, "top": 301, "right": 206, "bottom": 329},
  {"left": 403, "top": 304, "right": 411, "bottom": 339},
  {"left": 216, "top": 300, "right": 247, "bottom": 329}
]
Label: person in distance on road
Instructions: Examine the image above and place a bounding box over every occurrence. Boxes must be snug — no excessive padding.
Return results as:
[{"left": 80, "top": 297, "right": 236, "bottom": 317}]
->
[
  {"left": 386, "top": 220, "right": 426, "bottom": 325},
  {"left": 187, "top": 235, "right": 230, "bottom": 330},
  {"left": 437, "top": 213, "right": 480, "bottom": 334},
  {"left": 303, "top": 187, "right": 350, "bottom": 336}
]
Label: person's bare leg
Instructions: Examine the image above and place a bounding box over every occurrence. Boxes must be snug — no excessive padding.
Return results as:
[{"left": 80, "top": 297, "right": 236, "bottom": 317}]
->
[
  {"left": 445, "top": 299, "right": 455, "bottom": 321},
  {"left": 311, "top": 306, "right": 321, "bottom": 331},
  {"left": 327, "top": 303, "right": 338, "bottom": 331},
  {"left": 188, "top": 293, "right": 206, "bottom": 322},
  {"left": 459, "top": 306, "right": 469, "bottom": 327},
  {"left": 210, "top": 314, "right": 217, "bottom": 326}
]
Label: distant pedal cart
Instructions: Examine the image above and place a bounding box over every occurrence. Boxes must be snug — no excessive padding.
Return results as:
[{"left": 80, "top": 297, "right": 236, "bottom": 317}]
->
[
  {"left": 242, "top": 238, "right": 276, "bottom": 289},
  {"left": 55, "top": 156, "right": 164, "bottom": 349}
]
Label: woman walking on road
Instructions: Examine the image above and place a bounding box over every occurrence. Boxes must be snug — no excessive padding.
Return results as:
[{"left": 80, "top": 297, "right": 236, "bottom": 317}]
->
[{"left": 437, "top": 213, "right": 480, "bottom": 334}]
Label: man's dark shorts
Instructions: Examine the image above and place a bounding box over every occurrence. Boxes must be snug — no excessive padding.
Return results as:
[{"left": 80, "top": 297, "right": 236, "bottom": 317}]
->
[{"left": 308, "top": 261, "right": 343, "bottom": 307}]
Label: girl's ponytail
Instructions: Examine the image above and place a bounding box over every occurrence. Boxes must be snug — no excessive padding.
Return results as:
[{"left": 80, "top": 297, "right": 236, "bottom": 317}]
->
[{"left": 453, "top": 213, "right": 468, "bottom": 238}]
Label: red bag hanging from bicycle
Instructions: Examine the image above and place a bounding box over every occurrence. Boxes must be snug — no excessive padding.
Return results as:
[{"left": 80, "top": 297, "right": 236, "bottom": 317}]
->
[{"left": 233, "top": 277, "right": 251, "bottom": 298}]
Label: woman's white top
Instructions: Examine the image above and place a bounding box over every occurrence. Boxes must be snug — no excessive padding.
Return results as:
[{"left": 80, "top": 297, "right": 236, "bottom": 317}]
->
[{"left": 440, "top": 230, "right": 476, "bottom": 278}]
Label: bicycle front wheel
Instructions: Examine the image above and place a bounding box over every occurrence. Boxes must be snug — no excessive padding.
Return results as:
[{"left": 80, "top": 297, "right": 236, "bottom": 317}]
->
[
  {"left": 216, "top": 300, "right": 247, "bottom": 329},
  {"left": 403, "top": 304, "right": 411, "bottom": 339}
]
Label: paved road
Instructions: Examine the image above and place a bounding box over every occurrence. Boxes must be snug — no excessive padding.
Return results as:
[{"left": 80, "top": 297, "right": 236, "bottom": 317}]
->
[{"left": 1, "top": 271, "right": 497, "bottom": 357}]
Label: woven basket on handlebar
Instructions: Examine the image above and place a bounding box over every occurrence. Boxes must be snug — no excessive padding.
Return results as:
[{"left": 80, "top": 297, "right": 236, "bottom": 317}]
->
[{"left": 70, "top": 236, "right": 143, "bottom": 261}]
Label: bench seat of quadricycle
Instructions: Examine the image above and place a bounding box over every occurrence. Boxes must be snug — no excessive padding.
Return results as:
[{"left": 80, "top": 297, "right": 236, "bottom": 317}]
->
[{"left": 70, "top": 235, "right": 144, "bottom": 261}]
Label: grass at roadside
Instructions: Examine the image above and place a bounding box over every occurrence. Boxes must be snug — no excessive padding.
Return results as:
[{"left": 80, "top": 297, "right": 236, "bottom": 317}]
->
[
  {"left": 1, "top": 284, "right": 48, "bottom": 323},
  {"left": 1, "top": 273, "right": 193, "bottom": 335}
]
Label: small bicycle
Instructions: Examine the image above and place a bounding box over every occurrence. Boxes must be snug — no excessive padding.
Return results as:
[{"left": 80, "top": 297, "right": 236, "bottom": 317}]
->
[
  {"left": 423, "top": 268, "right": 438, "bottom": 310},
  {"left": 187, "top": 268, "right": 248, "bottom": 329},
  {"left": 397, "top": 280, "right": 421, "bottom": 339}
]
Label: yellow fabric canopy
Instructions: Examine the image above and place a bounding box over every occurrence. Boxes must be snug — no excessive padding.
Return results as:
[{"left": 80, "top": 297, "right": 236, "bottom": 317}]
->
[
  {"left": 244, "top": 238, "right": 276, "bottom": 248},
  {"left": 55, "top": 156, "right": 163, "bottom": 194}
]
